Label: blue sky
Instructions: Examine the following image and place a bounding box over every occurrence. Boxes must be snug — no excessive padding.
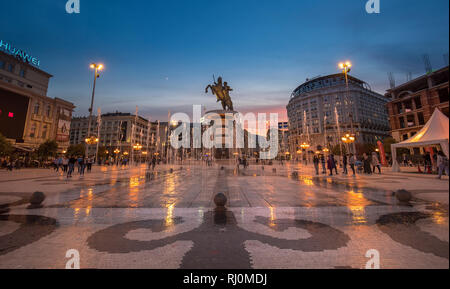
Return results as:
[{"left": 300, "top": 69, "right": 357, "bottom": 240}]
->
[{"left": 1, "top": 0, "right": 448, "bottom": 122}]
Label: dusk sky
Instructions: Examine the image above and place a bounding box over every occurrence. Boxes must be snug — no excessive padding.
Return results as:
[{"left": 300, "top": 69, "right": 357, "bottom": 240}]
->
[{"left": 1, "top": 0, "right": 448, "bottom": 122}]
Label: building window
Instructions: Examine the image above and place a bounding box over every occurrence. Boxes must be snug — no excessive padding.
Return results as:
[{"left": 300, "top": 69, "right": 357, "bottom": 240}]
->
[
  {"left": 0, "top": 60, "right": 4, "bottom": 69},
  {"left": 7, "top": 64, "right": 14, "bottom": 73},
  {"left": 399, "top": 117, "right": 405, "bottom": 128},
  {"left": 438, "top": 88, "right": 449, "bottom": 103},
  {"left": 418, "top": 112, "right": 425, "bottom": 125},
  {"left": 42, "top": 125, "right": 48, "bottom": 139},
  {"left": 33, "top": 102, "right": 40, "bottom": 115},
  {"left": 46, "top": 105, "right": 51, "bottom": 117},
  {"left": 407, "top": 115, "right": 415, "bottom": 127},
  {"left": 19, "top": 68, "right": 26, "bottom": 78},
  {"left": 414, "top": 97, "right": 422, "bottom": 109},
  {"left": 29, "top": 123, "right": 37, "bottom": 138}
]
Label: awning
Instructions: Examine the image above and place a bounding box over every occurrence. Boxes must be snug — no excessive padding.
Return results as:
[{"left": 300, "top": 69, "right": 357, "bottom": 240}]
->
[{"left": 391, "top": 108, "right": 449, "bottom": 172}]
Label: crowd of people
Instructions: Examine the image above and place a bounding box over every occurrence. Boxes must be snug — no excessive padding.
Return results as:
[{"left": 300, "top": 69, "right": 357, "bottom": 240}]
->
[
  {"left": 50, "top": 156, "right": 95, "bottom": 178},
  {"left": 312, "top": 152, "right": 384, "bottom": 176}
]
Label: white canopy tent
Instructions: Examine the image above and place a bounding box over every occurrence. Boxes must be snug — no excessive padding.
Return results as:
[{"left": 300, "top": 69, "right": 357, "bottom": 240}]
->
[{"left": 391, "top": 108, "right": 449, "bottom": 172}]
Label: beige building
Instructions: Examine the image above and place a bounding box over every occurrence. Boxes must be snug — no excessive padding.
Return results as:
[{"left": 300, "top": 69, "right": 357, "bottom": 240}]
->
[
  {"left": 0, "top": 49, "right": 75, "bottom": 152},
  {"left": 70, "top": 112, "right": 167, "bottom": 159}
]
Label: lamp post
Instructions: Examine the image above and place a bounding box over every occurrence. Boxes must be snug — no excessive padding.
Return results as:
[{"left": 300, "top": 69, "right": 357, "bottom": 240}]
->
[
  {"left": 341, "top": 133, "right": 355, "bottom": 155},
  {"left": 338, "top": 61, "right": 356, "bottom": 154},
  {"left": 85, "top": 136, "right": 99, "bottom": 160},
  {"left": 85, "top": 63, "right": 104, "bottom": 158},
  {"left": 133, "top": 143, "right": 142, "bottom": 164}
]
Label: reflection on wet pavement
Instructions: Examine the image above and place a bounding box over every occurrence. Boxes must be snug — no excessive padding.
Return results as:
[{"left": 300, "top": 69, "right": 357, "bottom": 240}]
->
[{"left": 0, "top": 164, "right": 448, "bottom": 268}]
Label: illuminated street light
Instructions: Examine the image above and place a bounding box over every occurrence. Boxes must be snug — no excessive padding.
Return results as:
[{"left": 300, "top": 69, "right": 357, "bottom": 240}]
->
[
  {"left": 341, "top": 133, "right": 355, "bottom": 144},
  {"left": 85, "top": 136, "right": 99, "bottom": 145},
  {"left": 85, "top": 62, "right": 105, "bottom": 158},
  {"left": 300, "top": 142, "right": 310, "bottom": 150},
  {"left": 114, "top": 149, "right": 120, "bottom": 154},
  {"left": 338, "top": 60, "right": 357, "bottom": 154}
]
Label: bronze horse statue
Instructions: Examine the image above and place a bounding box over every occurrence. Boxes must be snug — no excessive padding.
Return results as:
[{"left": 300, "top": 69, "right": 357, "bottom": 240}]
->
[{"left": 205, "top": 76, "right": 234, "bottom": 111}]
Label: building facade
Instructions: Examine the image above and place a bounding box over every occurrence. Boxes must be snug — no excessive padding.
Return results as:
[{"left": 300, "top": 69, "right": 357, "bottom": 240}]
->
[
  {"left": 286, "top": 74, "right": 390, "bottom": 153},
  {"left": 0, "top": 49, "right": 75, "bottom": 152},
  {"left": 386, "top": 66, "right": 449, "bottom": 143},
  {"left": 70, "top": 112, "right": 167, "bottom": 159}
]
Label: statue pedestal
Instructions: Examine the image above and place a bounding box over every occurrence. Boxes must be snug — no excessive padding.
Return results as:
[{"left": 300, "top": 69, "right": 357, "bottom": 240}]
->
[{"left": 204, "top": 110, "right": 239, "bottom": 160}]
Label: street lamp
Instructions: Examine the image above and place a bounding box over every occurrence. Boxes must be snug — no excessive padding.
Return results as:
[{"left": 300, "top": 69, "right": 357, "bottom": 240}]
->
[
  {"left": 341, "top": 133, "right": 355, "bottom": 154},
  {"left": 338, "top": 61, "right": 357, "bottom": 154},
  {"left": 300, "top": 142, "right": 310, "bottom": 150},
  {"left": 85, "top": 63, "right": 104, "bottom": 158}
]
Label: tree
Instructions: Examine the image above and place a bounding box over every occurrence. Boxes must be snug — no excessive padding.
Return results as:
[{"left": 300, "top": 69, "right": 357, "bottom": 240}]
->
[
  {"left": 331, "top": 144, "right": 347, "bottom": 156},
  {"left": 0, "top": 133, "right": 13, "bottom": 157},
  {"left": 66, "top": 144, "right": 85, "bottom": 157},
  {"left": 37, "top": 140, "right": 58, "bottom": 160},
  {"left": 97, "top": 146, "right": 109, "bottom": 160}
]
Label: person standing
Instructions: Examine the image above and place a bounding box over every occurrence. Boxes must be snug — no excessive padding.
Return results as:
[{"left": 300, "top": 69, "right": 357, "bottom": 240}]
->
[
  {"left": 342, "top": 154, "right": 348, "bottom": 175},
  {"left": 371, "top": 152, "right": 381, "bottom": 174},
  {"left": 151, "top": 156, "right": 157, "bottom": 170},
  {"left": 79, "top": 157, "right": 86, "bottom": 176},
  {"left": 320, "top": 154, "right": 326, "bottom": 174},
  {"left": 332, "top": 154, "right": 338, "bottom": 175},
  {"left": 67, "top": 156, "right": 76, "bottom": 178},
  {"left": 313, "top": 154, "right": 320, "bottom": 175},
  {"left": 363, "top": 153, "right": 372, "bottom": 174},
  {"left": 62, "top": 156, "right": 69, "bottom": 173},
  {"left": 327, "top": 155, "right": 335, "bottom": 176},
  {"left": 437, "top": 151, "right": 449, "bottom": 179},
  {"left": 424, "top": 152, "right": 432, "bottom": 174},
  {"left": 349, "top": 153, "right": 356, "bottom": 176},
  {"left": 86, "top": 157, "right": 93, "bottom": 173}
]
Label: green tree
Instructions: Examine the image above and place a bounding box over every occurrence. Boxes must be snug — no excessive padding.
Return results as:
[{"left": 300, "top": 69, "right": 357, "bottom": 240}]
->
[
  {"left": 97, "top": 146, "right": 109, "bottom": 160},
  {"left": 37, "top": 140, "right": 58, "bottom": 160},
  {"left": 66, "top": 144, "right": 85, "bottom": 157},
  {"left": 331, "top": 144, "right": 347, "bottom": 156},
  {"left": 0, "top": 133, "right": 13, "bottom": 157}
]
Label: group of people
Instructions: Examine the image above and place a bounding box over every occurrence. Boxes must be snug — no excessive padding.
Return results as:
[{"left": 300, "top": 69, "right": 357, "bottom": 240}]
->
[
  {"left": 313, "top": 152, "right": 382, "bottom": 176},
  {"left": 52, "top": 156, "right": 94, "bottom": 178}
]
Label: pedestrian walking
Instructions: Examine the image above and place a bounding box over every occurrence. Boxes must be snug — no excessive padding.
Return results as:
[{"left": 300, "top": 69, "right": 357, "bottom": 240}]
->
[
  {"left": 67, "top": 156, "right": 76, "bottom": 178},
  {"left": 349, "top": 153, "right": 356, "bottom": 176},
  {"left": 363, "top": 153, "right": 372, "bottom": 174},
  {"left": 371, "top": 152, "right": 381, "bottom": 174},
  {"left": 342, "top": 154, "right": 348, "bottom": 175},
  {"left": 313, "top": 154, "right": 320, "bottom": 175}
]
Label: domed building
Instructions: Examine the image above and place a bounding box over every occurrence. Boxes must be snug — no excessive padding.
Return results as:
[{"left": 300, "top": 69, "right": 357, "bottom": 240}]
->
[{"left": 286, "top": 73, "right": 390, "bottom": 153}]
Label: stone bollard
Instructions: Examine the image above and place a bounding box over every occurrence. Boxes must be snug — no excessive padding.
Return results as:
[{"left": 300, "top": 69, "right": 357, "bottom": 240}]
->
[
  {"left": 214, "top": 193, "right": 228, "bottom": 208},
  {"left": 27, "top": 191, "right": 46, "bottom": 209},
  {"left": 272, "top": 168, "right": 276, "bottom": 173},
  {"left": 395, "top": 189, "right": 412, "bottom": 204}
]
